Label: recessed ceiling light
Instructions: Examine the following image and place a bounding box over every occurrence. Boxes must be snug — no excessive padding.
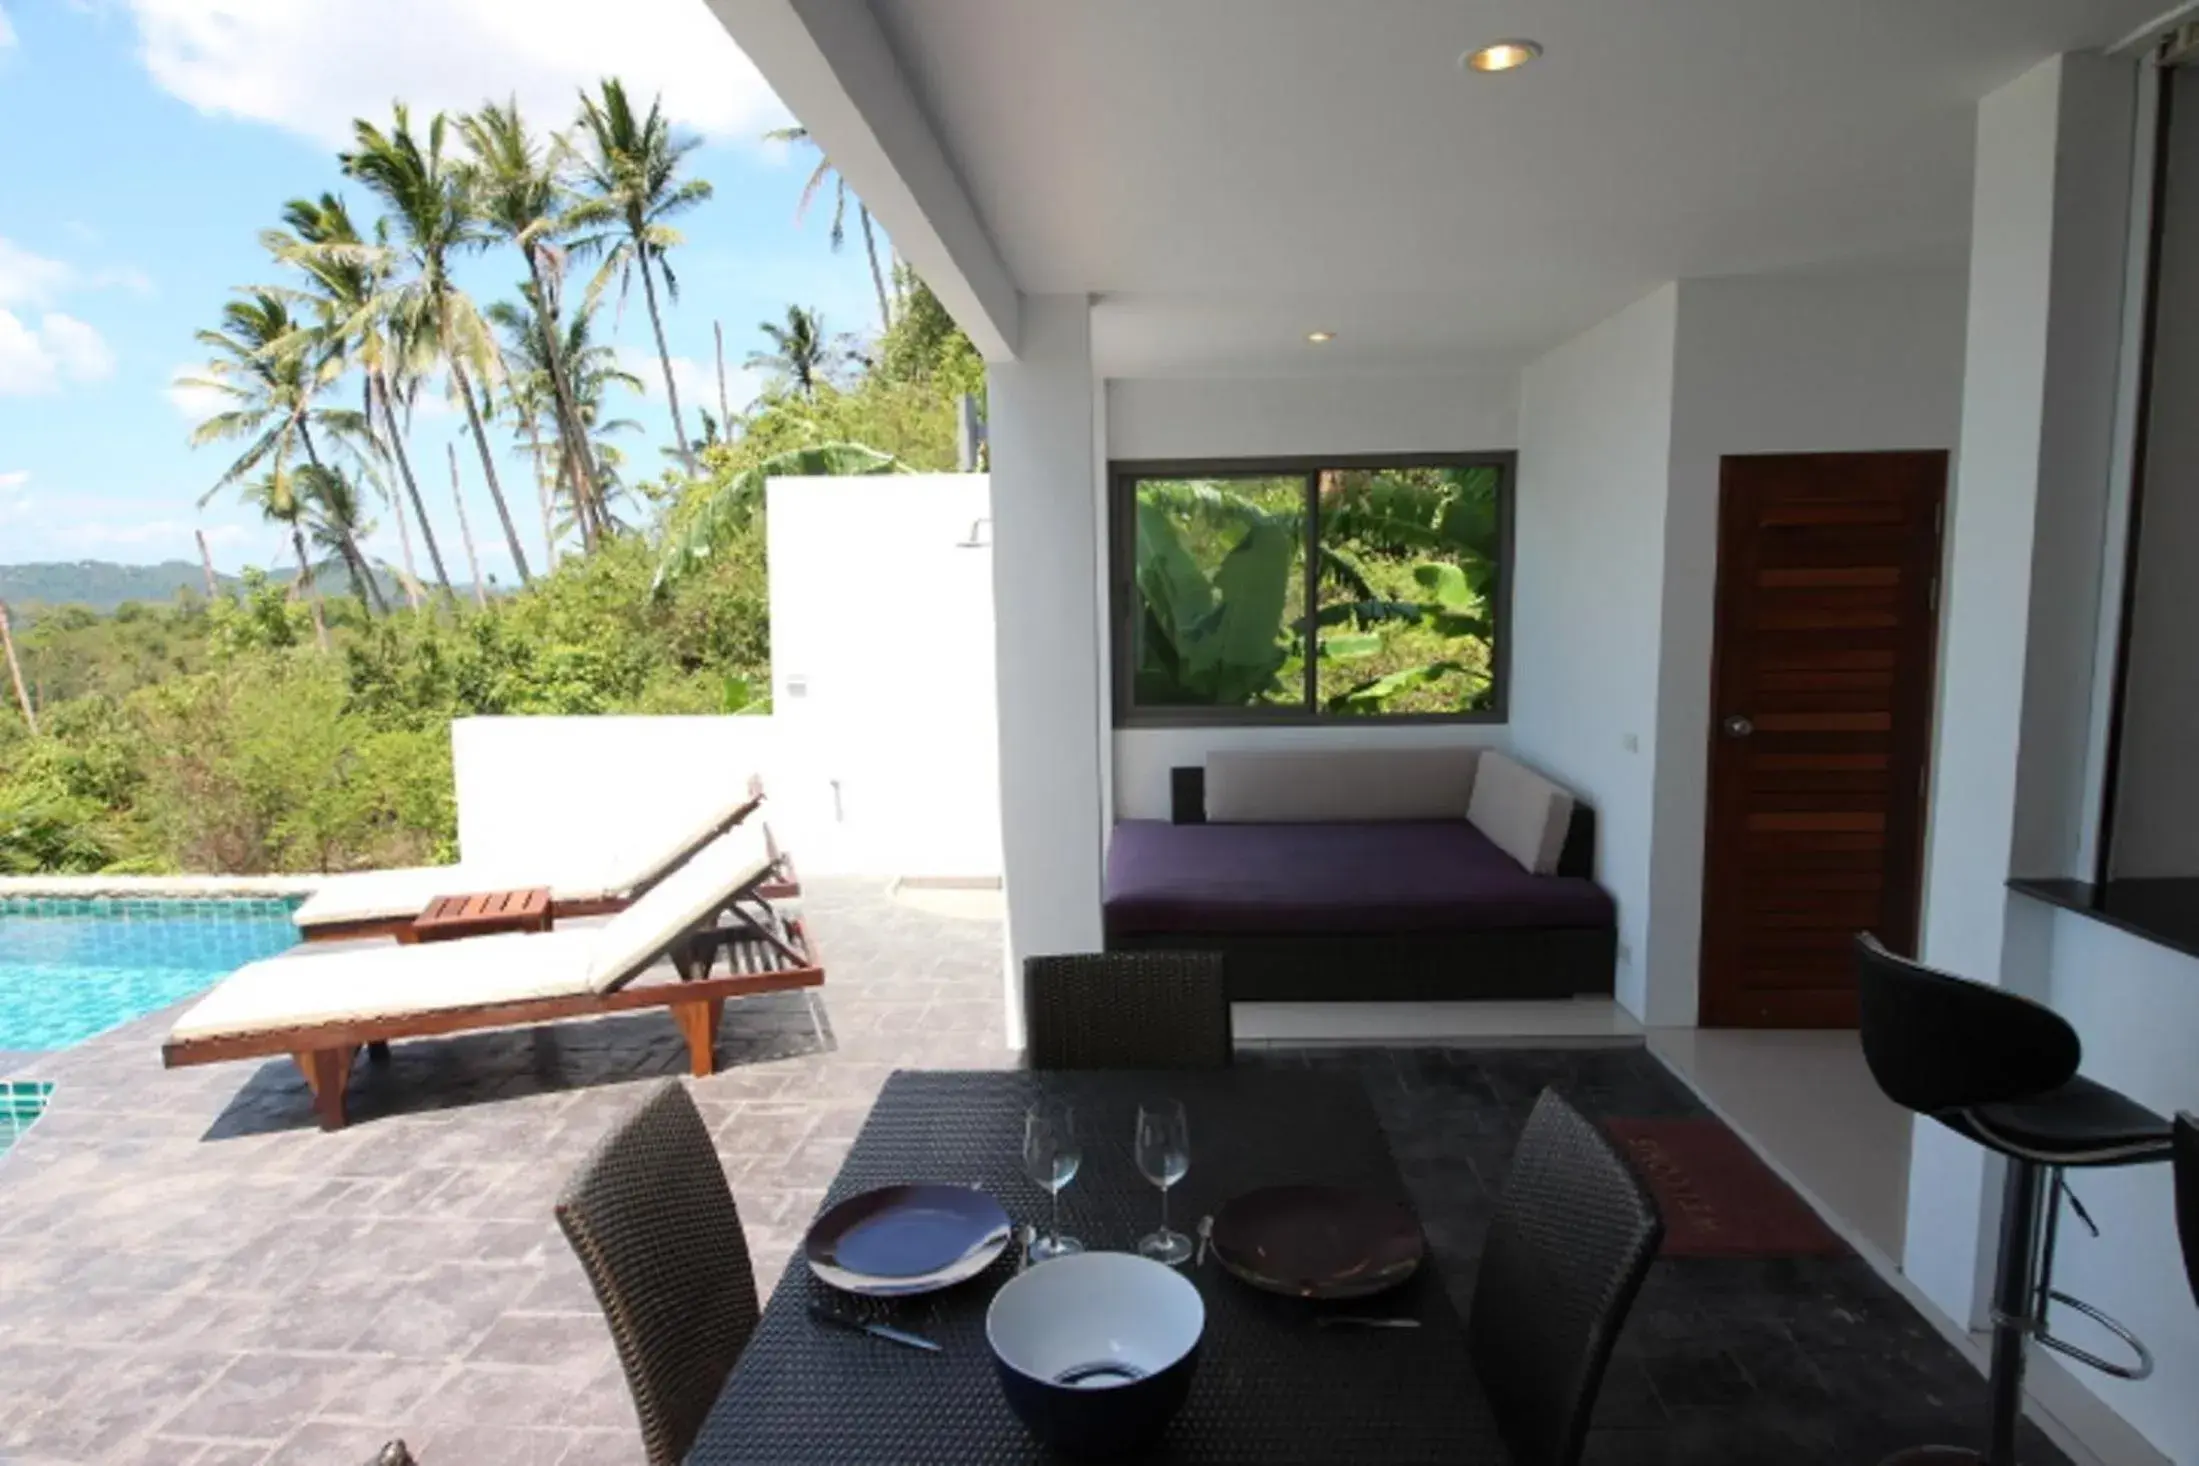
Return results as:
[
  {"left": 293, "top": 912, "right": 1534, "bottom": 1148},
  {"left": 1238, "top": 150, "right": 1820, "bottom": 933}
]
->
[
  {"left": 1462, "top": 39, "right": 1542, "bottom": 73},
  {"left": 1306, "top": 330, "right": 1336, "bottom": 344}
]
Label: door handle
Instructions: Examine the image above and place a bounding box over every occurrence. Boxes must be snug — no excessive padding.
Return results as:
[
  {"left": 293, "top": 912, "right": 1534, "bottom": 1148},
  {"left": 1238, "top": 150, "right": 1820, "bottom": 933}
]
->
[{"left": 1723, "top": 715, "right": 1755, "bottom": 739}]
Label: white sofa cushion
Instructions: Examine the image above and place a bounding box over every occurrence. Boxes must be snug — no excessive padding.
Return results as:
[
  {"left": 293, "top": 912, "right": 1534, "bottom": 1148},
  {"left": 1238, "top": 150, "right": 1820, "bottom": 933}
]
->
[
  {"left": 1466, "top": 751, "right": 1576, "bottom": 874},
  {"left": 1203, "top": 747, "right": 1482, "bottom": 823}
]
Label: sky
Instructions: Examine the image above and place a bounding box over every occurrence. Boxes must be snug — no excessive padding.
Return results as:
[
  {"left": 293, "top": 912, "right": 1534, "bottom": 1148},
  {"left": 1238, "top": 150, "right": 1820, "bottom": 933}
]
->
[{"left": 0, "top": 0, "right": 884, "bottom": 584}]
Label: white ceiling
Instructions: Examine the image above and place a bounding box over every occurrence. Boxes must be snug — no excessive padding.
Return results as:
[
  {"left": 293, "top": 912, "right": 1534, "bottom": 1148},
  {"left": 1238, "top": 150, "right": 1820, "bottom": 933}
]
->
[{"left": 865, "top": 0, "right": 2160, "bottom": 376}]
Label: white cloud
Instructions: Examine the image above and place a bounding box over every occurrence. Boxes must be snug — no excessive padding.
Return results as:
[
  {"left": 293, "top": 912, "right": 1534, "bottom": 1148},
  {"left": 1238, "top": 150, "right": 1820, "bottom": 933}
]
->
[
  {"left": 0, "top": 310, "right": 117, "bottom": 395},
  {"left": 64, "top": 518, "right": 237, "bottom": 550},
  {"left": 128, "top": 0, "right": 791, "bottom": 148},
  {"left": 0, "top": 5, "right": 15, "bottom": 51},
  {"left": 0, "top": 239, "right": 147, "bottom": 305},
  {"left": 0, "top": 470, "right": 27, "bottom": 493},
  {"left": 0, "top": 238, "right": 75, "bottom": 307},
  {"left": 621, "top": 347, "right": 706, "bottom": 402},
  {"left": 164, "top": 363, "right": 229, "bottom": 422},
  {"left": 39, "top": 313, "right": 115, "bottom": 382}
]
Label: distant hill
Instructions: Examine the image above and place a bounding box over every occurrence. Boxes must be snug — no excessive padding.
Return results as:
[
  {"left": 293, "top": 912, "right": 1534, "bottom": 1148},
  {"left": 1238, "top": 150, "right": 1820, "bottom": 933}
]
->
[
  {"left": 0, "top": 559, "right": 479, "bottom": 620},
  {"left": 0, "top": 560, "right": 215, "bottom": 614}
]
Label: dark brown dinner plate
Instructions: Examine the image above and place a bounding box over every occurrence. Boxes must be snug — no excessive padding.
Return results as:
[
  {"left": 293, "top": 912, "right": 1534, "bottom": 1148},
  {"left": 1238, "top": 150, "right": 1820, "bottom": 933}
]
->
[{"left": 1210, "top": 1185, "right": 1424, "bottom": 1299}]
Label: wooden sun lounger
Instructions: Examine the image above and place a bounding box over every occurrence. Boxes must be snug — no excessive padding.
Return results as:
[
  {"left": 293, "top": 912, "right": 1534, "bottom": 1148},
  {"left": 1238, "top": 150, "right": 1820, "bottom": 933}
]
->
[
  {"left": 296, "top": 778, "right": 773, "bottom": 944},
  {"left": 163, "top": 833, "right": 822, "bottom": 1129}
]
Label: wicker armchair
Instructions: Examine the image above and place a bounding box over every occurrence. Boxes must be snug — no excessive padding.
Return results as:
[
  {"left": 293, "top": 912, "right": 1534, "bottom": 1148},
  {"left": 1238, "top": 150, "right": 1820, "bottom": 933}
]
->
[
  {"left": 1023, "top": 951, "right": 1231, "bottom": 1070},
  {"left": 1467, "top": 1088, "right": 1663, "bottom": 1466},
  {"left": 555, "top": 1080, "right": 760, "bottom": 1466}
]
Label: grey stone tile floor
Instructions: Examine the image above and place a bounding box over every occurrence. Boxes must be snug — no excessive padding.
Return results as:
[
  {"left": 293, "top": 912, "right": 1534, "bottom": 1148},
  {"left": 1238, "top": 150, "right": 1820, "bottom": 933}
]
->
[
  {"left": 0, "top": 878, "right": 1014, "bottom": 1466},
  {"left": 0, "top": 882, "right": 2068, "bottom": 1465}
]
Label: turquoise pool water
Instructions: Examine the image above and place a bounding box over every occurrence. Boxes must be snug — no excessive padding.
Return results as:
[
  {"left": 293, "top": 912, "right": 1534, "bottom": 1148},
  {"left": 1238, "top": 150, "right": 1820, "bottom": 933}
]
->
[
  {"left": 1, "top": 1080, "right": 53, "bottom": 1156},
  {"left": 0, "top": 898, "right": 300, "bottom": 1052}
]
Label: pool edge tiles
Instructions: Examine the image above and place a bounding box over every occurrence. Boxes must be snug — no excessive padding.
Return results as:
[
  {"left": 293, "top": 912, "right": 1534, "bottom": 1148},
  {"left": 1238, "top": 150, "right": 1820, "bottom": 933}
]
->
[{"left": 0, "top": 1080, "right": 54, "bottom": 1157}]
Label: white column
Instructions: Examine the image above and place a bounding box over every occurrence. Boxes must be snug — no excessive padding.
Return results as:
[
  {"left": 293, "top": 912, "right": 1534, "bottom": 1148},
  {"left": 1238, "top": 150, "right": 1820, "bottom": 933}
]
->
[
  {"left": 1907, "top": 53, "right": 2135, "bottom": 1328},
  {"left": 986, "top": 295, "right": 1107, "bottom": 1044}
]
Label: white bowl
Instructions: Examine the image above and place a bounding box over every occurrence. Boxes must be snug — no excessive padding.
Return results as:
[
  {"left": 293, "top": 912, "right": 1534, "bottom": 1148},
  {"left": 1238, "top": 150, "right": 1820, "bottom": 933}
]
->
[{"left": 986, "top": 1251, "right": 1205, "bottom": 1457}]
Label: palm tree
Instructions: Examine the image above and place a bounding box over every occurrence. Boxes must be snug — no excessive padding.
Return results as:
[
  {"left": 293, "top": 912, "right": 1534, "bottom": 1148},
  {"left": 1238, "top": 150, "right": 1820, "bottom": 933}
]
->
[
  {"left": 570, "top": 79, "right": 711, "bottom": 474},
  {"left": 264, "top": 193, "right": 455, "bottom": 600},
  {"left": 295, "top": 463, "right": 384, "bottom": 610},
  {"left": 492, "top": 283, "right": 642, "bottom": 542},
  {"left": 490, "top": 289, "right": 642, "bottom": 546},
  {"left": 339, "top": 104, "right": 534, "bottom": 585},
  {"left": 747, "top": 305, "right": 851, "bottom": 398},
  {"left": 179, "top": 290, "right": 374, "bottom": 634},
  {"left": 764, "top": 123, "right": 892, "bottom": 331},
  {"left": 237, "top": 470, "right": 331, "bottom": 652},
  {"left": 458, "top": 99, "right": 604, "bottom": 550}
]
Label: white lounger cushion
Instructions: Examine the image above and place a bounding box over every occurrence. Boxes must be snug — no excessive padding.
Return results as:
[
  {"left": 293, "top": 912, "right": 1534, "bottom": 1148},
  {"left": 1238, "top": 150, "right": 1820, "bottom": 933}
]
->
[
  {"left": 583, "top": 824, "right": 777, "bottom": 993},
  {"left": 169, "top": 930, "right": 599, "bottom": 1041},
  {"left": 290, "top": 784, "right": 759, "bottom": 930},
  {"left": 170, "top": 824, "right": 781, "bottom": 1042}
]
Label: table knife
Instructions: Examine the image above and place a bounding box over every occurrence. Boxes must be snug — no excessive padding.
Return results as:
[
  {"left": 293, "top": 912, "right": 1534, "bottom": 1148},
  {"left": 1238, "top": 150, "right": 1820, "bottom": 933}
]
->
[{"left": 809, "top": 1305, "right": 942, "bottom": 1352}]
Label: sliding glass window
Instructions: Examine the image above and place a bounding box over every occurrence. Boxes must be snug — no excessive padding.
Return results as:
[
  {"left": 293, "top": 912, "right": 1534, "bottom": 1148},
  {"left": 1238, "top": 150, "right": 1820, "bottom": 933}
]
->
[{"left": 1112, "top": 455, "right": 1512, "bottom": 725}]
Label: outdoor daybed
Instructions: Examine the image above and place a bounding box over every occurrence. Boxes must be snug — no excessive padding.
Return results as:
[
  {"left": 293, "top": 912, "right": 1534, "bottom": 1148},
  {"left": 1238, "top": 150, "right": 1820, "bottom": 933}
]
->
[
  {"left": 289, "top": 777, "right": 769, "bottom": 942},
  {"left": 162, "top": 823, "right": 823, "bottom": 1128},
  {"left": 1104, "top": 748, "right": 1614, "bottom": 1002}
]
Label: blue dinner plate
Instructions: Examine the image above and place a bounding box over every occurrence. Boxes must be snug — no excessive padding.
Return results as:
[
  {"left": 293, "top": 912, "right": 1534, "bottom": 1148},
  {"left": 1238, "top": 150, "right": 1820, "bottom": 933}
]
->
[{"left": 805, "top": 1183, "right": 1013, "bottom": 1296}]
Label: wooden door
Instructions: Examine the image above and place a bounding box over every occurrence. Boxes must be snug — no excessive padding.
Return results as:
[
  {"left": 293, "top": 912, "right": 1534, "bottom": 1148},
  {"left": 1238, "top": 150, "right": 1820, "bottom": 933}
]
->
[{"left": 1699, "top": 452, "right": 1946, "bottom": 1028}]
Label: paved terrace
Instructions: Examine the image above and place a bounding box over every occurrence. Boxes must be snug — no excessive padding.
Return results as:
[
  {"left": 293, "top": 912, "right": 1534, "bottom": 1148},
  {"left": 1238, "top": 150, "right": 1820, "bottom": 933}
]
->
[
  {"left": 0, "top": 879, "right": 1013, "bottom": 1466},
  {"left": 0, "top": 880, "right": 2057, "bottom": 1464}
]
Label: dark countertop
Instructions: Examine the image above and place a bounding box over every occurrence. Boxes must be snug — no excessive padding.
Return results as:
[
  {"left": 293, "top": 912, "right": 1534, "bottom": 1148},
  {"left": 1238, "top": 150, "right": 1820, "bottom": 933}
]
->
[{"left": 2008, "top": 876, "right": 2199, "bottom": 963}]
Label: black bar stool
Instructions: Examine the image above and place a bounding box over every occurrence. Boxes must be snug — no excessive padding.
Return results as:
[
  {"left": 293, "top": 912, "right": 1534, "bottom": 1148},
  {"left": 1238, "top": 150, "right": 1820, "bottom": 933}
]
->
[{"left": 1854, "top": 934, "right": 2174, "bottom": 1466}]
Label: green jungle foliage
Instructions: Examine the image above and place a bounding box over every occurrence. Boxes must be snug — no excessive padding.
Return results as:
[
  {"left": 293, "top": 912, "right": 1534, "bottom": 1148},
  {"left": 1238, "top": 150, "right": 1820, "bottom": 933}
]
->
[
  {"left": 1132, "top": 465, "right": 1501, "bottom": 717},
  {"left": 0, "top": 84, "right": 979, "bottom": 875}
]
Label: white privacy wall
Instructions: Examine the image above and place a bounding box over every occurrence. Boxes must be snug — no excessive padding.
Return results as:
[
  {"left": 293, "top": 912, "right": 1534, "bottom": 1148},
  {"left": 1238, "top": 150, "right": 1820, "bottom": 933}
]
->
[
  {"left": 1105, "top": 369, "right": 1521, "bottom": 819},
  {"left": 1508, "top": 286, "right": 1680, "bottom": 1020},
  {"left": 768, "top": 473, "right": 1002, "bottom": 878},
  {"left": 452, "top": 716, "right": 778, "bottom": 868}
]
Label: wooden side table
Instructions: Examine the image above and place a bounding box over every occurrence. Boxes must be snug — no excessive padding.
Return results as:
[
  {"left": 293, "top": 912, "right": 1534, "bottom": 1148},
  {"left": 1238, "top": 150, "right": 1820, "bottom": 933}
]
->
[{"left": 400, "top": 887, "right": 555, "bottom": 945}]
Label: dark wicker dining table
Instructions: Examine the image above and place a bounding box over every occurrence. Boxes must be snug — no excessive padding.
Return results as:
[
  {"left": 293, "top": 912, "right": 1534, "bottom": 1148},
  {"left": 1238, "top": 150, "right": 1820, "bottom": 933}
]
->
[{"left": 684, "top": 1068, "right": 1506, "bottom": 1464}]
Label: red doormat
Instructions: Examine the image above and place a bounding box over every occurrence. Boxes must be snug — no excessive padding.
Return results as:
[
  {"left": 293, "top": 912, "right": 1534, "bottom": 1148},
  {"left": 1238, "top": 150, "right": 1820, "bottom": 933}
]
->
[{"left": 1603, "top": 1117, "right": 1849, "bottom": 1258}]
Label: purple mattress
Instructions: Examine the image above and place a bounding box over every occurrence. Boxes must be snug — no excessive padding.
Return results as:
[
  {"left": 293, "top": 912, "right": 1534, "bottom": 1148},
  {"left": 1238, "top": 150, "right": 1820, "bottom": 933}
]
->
[{"left": 1104, "top": 819, "right": 1615, "bottom": 937}]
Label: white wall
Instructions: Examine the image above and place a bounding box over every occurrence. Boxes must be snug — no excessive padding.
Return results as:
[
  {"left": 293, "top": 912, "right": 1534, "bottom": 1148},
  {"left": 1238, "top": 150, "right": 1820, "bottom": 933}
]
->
[
  {"left": 1510, "top": 286, "right": 1680, "bottom": 1019},
  {"left": 1105, "top": 370, "right": 1522, "bottom": 819},
  {"left": 2110, "top": 75, "right": 2199, "bottom": 880},
  {"left": 1648, "top": 271, "right": 1970, "bottom": 1021},
  {"left": 1105, "top": 371, "right": 1519, "bottom": 461},
  {"left": 768, "top": 473, "right": 1001, "bottom": 877},
  {"left": 988, "top": 296, "right": 1109, "bottom": 1008},
  {"left": 1907, "top": 52, "right": 2138, "bottom": 1344},
  {"left": 2038, "top": 912, "right": 2199, "bottom": 1463},
  {"left": 451, "top": 716, "right": 777, "bottom": 868}
]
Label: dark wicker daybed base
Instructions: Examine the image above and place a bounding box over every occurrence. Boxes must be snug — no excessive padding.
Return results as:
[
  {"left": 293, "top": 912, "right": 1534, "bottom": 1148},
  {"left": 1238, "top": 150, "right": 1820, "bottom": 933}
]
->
[{"left": 1105, "top": 924, "right": 1616, "bottom": 1003}]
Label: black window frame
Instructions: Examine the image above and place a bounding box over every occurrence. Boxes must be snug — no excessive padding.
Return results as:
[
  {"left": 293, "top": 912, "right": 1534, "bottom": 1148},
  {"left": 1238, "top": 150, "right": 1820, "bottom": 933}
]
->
[{"left": 1108, "top": 452, "right": 1515, "bottom": 729}]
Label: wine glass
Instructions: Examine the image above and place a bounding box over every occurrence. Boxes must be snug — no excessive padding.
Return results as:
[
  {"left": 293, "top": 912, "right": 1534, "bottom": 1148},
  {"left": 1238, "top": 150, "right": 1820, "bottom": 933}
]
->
[
  {"left": 1135, "top": 1098, "right": 1193, "bottom": 1265},
  {"left": 1023, "top": 1099, "right": 1083, "bottom": 1262}
]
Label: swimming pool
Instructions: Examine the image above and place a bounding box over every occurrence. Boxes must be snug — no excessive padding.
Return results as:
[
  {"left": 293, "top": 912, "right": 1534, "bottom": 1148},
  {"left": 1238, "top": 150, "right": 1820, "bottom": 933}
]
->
[{"left": 0, "top": 898, "right": 301, "bottom": 1052}]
